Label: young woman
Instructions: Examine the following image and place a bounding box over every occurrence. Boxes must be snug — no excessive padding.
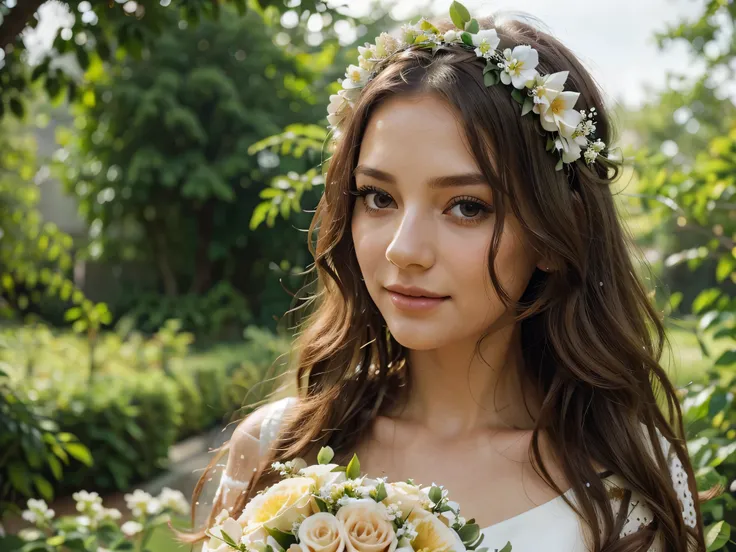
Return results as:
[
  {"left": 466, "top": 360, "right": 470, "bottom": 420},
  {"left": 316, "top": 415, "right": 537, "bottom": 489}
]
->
[{"left": 184, "top": 8, "right": 705, "bottom": 552}]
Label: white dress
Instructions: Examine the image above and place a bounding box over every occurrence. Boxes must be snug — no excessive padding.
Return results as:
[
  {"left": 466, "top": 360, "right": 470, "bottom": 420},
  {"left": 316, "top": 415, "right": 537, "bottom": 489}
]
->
[{"left": 204, "top": 397, "right": 697, "bottom": 552}]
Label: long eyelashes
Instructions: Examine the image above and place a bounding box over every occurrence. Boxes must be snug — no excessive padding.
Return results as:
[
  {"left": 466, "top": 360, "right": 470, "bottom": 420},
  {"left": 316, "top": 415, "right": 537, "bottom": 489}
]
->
[{"left": 350, "top": 186, "right": 493, "bottom": 225}]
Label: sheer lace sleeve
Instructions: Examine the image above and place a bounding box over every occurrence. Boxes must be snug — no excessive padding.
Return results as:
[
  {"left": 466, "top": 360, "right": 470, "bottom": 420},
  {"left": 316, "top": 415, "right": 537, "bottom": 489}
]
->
[{"left": 604, "top": 427, "right": 696, "bottom": 549}]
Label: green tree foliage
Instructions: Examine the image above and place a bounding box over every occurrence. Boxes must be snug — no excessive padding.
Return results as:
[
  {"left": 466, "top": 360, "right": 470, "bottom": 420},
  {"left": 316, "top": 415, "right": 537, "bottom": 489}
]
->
[
  {"left": 60, "top": 7, "right": 326, "bottom": 330},
  {"left": 0, "top": 0, "right": 337, "bottom": 119},
  {"left": 628, "top": 1, "right": 736, "bottom": 546}
]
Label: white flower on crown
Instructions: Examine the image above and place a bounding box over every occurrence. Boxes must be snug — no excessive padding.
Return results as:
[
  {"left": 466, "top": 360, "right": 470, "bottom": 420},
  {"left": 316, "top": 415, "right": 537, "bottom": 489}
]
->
[
  {"left": 342, "top": 64, "right": 369, "bottom": 90},
  {"left": 443, "top": 29, "right": 460, "bottom": 43},
  {"left": 555, "top": 134, "right": 588, "bottom": 163},
  {"left": 538, "top": 89, "right": 583, "bottom": 138},
  {"left": 327, "top": 89, "right": 354, "bottom": 128},
  {"left": 375, "top": 32, "right": 401, "bottom": 57},
  {"left": 531, "top": 71, "right": 568, "bottom": 114},
  {"left": 583, "top": 139, "right": 606, "bottom": 164},
  {"left": 471, "top": 29, "right": 500, "bottom": 59},
  {"left": 400, "top": 24, "right": 419, "bottom": 46},
  {"left": 500, "top": 45, "right": 539, "bottom": 89},
  {"left": 357, "top": 43, "right": 377, "bottom": 71}
]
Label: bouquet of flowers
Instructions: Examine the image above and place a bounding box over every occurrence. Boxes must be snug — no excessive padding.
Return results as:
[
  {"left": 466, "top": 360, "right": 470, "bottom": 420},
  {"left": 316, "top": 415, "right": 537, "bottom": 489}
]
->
[{"left": 206, "top": 447, "right": 511, "bottom": 552}]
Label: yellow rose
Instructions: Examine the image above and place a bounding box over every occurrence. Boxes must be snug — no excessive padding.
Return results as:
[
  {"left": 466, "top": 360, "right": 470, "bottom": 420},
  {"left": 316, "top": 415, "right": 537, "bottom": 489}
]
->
[
  {"left": 238, "top": 477, "right": 314, "bottom": 534},
  {"left": 336, "top": 499, "right": 397, "bottom": 552},
  {"left": 407, "top": 509, "right": 465, "bottom": 552},
  {"left": 298, "top": 512, "right": 346, "bottom": 552}
]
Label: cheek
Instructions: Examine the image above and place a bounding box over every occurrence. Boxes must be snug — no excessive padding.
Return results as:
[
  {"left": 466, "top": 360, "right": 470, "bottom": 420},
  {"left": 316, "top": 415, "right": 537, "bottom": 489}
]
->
[
  {"left": 351, "top": 211, "right": 386, "bottom": 283},
  {"left": 491, "top": 228, "right": 538, "bottom": 301}
]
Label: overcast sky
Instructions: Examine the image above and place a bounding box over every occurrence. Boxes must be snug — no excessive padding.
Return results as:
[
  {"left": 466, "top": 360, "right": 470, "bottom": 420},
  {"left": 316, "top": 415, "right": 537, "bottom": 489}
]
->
[{"left": 30, "top": 0, "right": 706, "bottom": 109}]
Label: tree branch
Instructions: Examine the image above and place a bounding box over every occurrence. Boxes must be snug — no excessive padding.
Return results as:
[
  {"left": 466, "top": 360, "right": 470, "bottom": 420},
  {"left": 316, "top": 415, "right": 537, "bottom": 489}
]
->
[{"left": 0, "top": 0, "right": 46, "bottom": 51}]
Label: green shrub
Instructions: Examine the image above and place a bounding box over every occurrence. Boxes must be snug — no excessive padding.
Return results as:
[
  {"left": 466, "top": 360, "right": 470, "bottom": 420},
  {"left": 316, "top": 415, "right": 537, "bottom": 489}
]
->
[{"left": 0, "top": 370, "right": 92, "bottom": 521}]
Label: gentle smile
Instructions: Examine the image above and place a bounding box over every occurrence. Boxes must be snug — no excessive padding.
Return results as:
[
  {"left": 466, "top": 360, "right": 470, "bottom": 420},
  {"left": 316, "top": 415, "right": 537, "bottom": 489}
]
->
[{"left": 384, "top": 287, "right": 450, "bottom": 312}]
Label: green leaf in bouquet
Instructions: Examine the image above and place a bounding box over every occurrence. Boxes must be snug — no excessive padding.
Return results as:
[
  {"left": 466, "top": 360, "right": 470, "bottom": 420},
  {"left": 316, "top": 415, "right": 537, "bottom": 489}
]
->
[
  {"left": 373, "top": 482, "right": 388, "bottom": 503},
  {"left": 317, "top": 446, "right": 335, "bottom": 465},
  {"left": 346, "top": 454, "right": 361, "bottom": 479},
  {"left": 428, "top": 485, "right": 443, "bottom": 505},
  {"left": 330, "top": 466, "right": 347, "bottom": 472},
  {"left": 449, "top": 1, "right": 471, "bottom": 29},
  {"left": 265, "top": 526, "right": 297, "bottom": 550},
  {"left": 457, "top": 523, "right": 481, "bottom": 544},
  {"left": 498, "top": 542, "right": 513, "bottom": 552},
  {"left": 112, "top": 540, "right": 135, "bottom": 551},
  {"left": 220, "top": 530, "right": 239, "bottom": 548},
  {"left": 314, "top": 496, "right": 329, "bottom": 512}
]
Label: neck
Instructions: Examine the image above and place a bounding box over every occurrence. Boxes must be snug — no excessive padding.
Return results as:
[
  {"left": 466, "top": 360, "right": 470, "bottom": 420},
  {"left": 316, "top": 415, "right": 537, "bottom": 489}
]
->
[{"left": 391, "top": 321, "right": 540, "bottom": 438}]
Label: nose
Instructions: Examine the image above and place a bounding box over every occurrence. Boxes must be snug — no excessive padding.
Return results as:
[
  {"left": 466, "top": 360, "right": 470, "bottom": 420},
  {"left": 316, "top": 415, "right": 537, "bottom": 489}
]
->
[{"left": 385, "top": 210, "right": 436, "bottom": 270}]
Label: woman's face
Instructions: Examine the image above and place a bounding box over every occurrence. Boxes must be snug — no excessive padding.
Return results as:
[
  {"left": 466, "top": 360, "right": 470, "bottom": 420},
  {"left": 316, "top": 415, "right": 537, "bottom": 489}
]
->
[{"left": 351, "top": 93, "right": 543, "bottom": 350}]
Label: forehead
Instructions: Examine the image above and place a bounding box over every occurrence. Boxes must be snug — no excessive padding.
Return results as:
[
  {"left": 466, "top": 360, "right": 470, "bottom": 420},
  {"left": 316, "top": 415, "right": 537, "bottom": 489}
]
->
[{"left": 358, "top": 93, "right": 482, "bottom": 176}]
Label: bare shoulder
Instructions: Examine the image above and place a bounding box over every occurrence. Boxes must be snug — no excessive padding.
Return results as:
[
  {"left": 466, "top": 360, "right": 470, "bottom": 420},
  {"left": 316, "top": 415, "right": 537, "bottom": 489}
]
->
[{"left": 228, "top": 396, "right": 300, "bottom": 474}]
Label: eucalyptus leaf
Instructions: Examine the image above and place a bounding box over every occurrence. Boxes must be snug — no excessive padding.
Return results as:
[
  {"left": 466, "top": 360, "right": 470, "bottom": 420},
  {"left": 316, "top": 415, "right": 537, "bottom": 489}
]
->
[
  {"left": 465, "top": 18, "right": 480, "bottom": 34},
  {"left": 449, "top": 1, "right": 471, "bottom": 29},
  {"left": 461, "top": 32, "right": 474, "bottom": 47},
  {"left": 484, "top": 71, "right": 499, "bottom": 87},
  {"left": 499, "top": 543, "right": 513, "bottom": 552},
  {"left": 428, "top": 485, "right": 443, "bottom": 505},
  {"left": 511, "top": 89, "right": 524, "bottom": 105}
]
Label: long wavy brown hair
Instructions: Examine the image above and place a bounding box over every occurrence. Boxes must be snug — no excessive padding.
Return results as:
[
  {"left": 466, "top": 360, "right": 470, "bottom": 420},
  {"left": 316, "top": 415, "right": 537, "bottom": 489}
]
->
[{"left": 181, "top": 13, "right": 706, "bottom": 552}]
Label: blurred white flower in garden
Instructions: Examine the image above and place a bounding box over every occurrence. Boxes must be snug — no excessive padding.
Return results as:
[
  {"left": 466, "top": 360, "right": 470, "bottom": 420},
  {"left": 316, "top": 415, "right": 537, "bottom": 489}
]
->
[
  {"left": 21, "top": 499, "right": 55, "bottom": 526},
  {"left": 157, "top": 487, "right": 189, "bottom": 515},
  {"left": 124, "top": 489, "right": 161, "bottom": 517},
  {"left": 121, "top": 520, "right": 144, "bottom": 536}
]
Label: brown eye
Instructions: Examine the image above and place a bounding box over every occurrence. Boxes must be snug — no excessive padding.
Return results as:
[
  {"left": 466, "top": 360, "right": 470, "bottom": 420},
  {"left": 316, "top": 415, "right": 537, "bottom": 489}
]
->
[
  {"left": 457, "top": 202, "right": 482, "bottom": 218},
  {"left": 366, "top": 192, "right": 395, "bottom": 209}
]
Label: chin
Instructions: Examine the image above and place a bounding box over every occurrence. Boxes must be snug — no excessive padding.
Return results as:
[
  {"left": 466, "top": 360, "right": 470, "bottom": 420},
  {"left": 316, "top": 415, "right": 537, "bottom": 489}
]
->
[{"left": 384, "top": 318, "right": 457, "bottom": 350}]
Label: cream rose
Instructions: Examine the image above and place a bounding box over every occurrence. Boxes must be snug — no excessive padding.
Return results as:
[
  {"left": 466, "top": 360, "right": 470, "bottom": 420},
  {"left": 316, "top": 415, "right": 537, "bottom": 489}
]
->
[
  {"left": 298, "top": 512, "right": 346, "bottom": 552},
  {"left": 407, "top": 509, "right": 465, "bottom": 552},
  {"left": 238, "top": 477, "right": 314, "bottom": 534},
  {"left": 299, "top": 464, "right": 347, "bottom": 488},
  {"left": 382, "top": 482, "right": 429, "bottom": 517},
  {"left": 336, "top": 499, "right": 397, "bottom": 552}
]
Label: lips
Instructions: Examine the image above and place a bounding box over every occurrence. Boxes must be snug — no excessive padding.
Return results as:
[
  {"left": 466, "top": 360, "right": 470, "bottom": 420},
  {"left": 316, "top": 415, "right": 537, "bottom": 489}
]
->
[{"left": 384, "top": 286, "right": 449, "bottom": 312}]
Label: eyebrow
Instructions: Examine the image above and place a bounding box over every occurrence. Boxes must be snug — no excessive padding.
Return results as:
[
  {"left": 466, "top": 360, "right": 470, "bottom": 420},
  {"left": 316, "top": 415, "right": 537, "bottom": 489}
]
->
[{"left": 353, "top": 165, "right": 488, "bottom": 189}]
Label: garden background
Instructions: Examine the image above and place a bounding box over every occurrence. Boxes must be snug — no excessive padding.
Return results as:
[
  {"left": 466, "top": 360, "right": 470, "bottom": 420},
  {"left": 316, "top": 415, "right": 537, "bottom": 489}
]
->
[{"left": 0, "top": 0, "right": 734, "bottom": 550}]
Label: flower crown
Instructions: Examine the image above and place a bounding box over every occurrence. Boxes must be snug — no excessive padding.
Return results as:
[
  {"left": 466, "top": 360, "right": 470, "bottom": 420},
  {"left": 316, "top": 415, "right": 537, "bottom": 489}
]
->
[{"left": 326, "top": 1, "right": 607, "bottom": 171}]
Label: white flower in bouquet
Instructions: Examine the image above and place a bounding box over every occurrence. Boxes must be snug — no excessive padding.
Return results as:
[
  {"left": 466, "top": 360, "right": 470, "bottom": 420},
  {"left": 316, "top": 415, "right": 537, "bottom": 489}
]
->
[
  {"left": 405, "top": 508, "right": 466, "bottom": 552},
  {"left": 299, "top": 463, "right": 346, "bottom": 488},
  {"left": 121, "top": 520, "right": 144, "bottom": 537},
  {"left": 382, "top": 481, "right": 430, "bottom": 517},
  {"left": 21, "top": 498, "right": 55, "bottom": 526},
  {"left": 238, "top": 477, "right": 314, "bottom": 535}
]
